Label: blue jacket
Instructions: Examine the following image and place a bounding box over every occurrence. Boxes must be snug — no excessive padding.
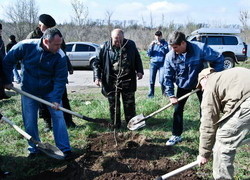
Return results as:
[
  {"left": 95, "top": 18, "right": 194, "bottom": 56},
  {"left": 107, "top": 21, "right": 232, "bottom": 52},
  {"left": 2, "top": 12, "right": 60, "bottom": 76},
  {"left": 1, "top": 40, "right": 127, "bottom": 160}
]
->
[
  {"left": 164, "top": 41, "right": 224, "bottom": 97},
  {"left": 147, "top": 39, "right": 169, "bottom": 63},
  {"left": 3, "top": 38, "right": 68, "bottom": 103}
]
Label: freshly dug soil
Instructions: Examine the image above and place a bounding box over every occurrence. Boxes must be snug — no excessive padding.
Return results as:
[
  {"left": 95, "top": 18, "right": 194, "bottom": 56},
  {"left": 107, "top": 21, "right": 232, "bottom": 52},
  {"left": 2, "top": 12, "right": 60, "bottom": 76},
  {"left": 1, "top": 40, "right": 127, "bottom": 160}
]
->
[{"left": 28, "top": 132, "right": 202, "bottom": 180}]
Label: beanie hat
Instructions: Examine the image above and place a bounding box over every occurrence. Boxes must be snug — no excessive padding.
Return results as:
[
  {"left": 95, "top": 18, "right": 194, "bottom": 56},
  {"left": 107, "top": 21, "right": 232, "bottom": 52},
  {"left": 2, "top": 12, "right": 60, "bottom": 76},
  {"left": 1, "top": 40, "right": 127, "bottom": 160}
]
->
[
  {"left": 39, "top": 14, "right": 56, "bottom": 28},
  {"left": 196, "top": 68, "right": 215, "bottom": 88}
]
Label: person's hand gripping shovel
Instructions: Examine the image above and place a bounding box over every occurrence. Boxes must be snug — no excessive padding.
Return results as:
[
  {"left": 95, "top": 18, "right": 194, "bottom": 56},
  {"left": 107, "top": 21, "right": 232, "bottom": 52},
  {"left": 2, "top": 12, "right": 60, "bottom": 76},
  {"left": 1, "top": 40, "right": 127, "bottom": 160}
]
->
[
  {"left": 127, "top": 89, "right": 200, "bottom": 131},
  {"left": 11, "top": 87, "right": 113, "bottom": 128}
]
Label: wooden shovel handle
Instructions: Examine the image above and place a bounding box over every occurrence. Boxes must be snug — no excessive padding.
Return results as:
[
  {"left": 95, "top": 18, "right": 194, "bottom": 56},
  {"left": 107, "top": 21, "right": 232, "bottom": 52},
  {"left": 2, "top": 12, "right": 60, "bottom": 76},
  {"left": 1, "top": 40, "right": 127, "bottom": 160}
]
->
[
  {"left": 11, "top": 87, "right": 84, "bottom": 119},
  {"left": 158, "top": 138, "right": 250, "bottom": 180},
  {"left": 1, "top": 116, "right": 32, "bottom": 140},
  {"left": 160, "top": 161, "right": 199, "bottom": 180},
  {"left": 145, "top": 89, "right": 200, "bottom": 119}
]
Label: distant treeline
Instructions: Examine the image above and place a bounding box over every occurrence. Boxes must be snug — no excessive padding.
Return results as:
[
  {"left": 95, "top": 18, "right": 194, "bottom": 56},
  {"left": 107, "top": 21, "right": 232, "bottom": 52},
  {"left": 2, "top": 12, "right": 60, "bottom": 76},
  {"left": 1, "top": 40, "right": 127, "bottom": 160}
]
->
[{"left": 1, "top": 20, "right": 250, "bottom": 50}]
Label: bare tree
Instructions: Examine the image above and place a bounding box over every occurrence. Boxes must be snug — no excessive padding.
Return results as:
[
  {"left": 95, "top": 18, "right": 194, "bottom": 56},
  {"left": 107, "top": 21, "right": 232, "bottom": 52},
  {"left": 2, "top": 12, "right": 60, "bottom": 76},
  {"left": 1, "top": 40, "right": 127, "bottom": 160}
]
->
[
  {"left": 105, "top": 10, "right": 114, "bottom": 34},
  {"left": 4, "top": 0, "right": 39, "bottom": 40},
  {"left": 71, "top": 0, "right": 89, "bottom": 27},
  {"left": 239, "top": 10, "right": 250, "bottom": 43},
  {"left": 239, "top": 10, "right": 249, "bottom": 27},
  {"left": 69, "top": 0, "right": 90, "bottom": 41},
  {"left": 149, "top": 11, "right": 154, "bottom": 29}
]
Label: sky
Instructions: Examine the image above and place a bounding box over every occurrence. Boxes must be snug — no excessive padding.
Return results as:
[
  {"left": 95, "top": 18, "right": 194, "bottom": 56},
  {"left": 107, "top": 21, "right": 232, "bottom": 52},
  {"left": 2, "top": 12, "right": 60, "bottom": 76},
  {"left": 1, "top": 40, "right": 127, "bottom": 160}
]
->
[{"left": 0, "top": 0, "right": 250, "bottom": 27}]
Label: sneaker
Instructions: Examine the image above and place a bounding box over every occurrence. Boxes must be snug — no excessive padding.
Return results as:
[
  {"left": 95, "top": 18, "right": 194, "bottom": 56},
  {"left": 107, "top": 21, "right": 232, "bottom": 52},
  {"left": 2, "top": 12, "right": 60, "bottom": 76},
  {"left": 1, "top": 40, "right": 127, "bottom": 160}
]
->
[{"left": 166, "top": 135, "right": 182, "bottom": 146}]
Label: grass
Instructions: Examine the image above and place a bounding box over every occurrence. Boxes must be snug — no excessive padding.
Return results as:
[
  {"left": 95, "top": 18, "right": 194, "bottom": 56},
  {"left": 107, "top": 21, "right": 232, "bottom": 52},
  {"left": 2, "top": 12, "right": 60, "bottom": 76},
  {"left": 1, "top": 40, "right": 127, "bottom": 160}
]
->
[
  {"left": 139, "top": 50, "right": 150, "bottom": 69},
  {"left": 0, "top": 60, "right": 249, "bottom": 179}
]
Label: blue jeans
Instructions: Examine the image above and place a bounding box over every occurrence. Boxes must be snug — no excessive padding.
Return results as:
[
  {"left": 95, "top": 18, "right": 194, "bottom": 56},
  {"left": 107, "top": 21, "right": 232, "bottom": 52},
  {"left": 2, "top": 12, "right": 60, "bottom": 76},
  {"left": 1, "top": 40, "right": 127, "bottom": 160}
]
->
[
  {"left": 149, "top": 62, "right": 165, "bottom": 96},
  {"left": 149, "top": 62, "right": 165, "bottom": 85},
  {"left": 21, "top": 93, "right": 71, "bottom": 153}
]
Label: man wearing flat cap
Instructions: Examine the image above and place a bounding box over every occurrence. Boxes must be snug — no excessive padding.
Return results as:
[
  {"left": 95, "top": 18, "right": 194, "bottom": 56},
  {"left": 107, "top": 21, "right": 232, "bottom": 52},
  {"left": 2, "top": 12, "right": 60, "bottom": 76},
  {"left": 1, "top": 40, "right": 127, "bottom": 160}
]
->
[
  {"left": 196, "top": 67, "right": 250, "bottom": 179},
  {"left": 26, "top": 14, "right": 76, "bottom": 130},
  {"left": 26, "top": 14, "right": 56, "bottom": 39}
]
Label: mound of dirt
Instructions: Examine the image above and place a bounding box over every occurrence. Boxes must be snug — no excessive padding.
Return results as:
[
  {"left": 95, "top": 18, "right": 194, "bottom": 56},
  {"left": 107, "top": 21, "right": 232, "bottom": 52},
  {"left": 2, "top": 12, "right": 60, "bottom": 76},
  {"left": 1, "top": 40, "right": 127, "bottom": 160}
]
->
[{"left": 28, "top": 132, "right": 202, "bottom": 180}]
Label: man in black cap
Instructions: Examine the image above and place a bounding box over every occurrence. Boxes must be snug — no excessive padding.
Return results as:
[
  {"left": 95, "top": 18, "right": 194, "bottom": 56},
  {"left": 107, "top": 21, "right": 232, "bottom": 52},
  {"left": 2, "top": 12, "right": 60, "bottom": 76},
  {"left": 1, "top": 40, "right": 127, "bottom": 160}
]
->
[
  {"left": 26, "top": 14, "right": 56, "bottom": 39},
  {"left": 26, "top": 14, "right": 76, "bottom": 130}
]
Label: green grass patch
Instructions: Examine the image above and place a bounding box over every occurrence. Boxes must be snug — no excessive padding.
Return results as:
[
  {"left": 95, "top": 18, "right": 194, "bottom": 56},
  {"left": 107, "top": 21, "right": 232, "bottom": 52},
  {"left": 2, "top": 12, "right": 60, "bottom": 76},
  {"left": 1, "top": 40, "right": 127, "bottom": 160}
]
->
[{"left": 0, "top": 72, "right": 249, "bottom": 179}]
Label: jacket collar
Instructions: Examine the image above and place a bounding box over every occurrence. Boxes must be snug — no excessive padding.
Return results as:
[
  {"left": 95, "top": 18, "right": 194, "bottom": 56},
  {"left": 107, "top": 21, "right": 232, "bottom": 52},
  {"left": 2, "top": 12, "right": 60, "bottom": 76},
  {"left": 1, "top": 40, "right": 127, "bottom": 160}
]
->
[{"left": 108, "top": 38, "right": 128, "bottom": 50}]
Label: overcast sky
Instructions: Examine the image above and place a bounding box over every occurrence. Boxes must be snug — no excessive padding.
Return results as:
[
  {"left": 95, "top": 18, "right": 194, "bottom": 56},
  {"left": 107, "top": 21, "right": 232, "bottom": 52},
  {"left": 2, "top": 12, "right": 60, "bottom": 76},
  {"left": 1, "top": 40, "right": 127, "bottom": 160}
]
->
[{"left": 1, "top": 0, "right": 250, "bottom": 26}]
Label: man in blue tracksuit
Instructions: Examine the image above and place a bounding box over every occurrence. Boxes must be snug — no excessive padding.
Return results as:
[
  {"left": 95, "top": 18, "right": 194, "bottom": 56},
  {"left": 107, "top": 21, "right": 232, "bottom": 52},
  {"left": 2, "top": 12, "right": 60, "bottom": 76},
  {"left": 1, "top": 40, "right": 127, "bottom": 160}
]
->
[
  {"left": 2, "top": 28, "right": 72, "bottom": 158},
  {"left": 164, "top": 31, "right": 224, "bottom": 146},
  {"left": 147, "top": 30, "right": 169, "bottom": 98}
]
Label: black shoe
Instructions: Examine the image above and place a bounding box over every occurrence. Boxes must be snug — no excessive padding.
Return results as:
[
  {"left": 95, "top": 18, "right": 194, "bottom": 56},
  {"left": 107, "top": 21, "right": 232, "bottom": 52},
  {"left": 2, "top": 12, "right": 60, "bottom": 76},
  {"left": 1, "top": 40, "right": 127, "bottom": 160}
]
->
[
  {"left": 0, "top": 94, "right": 11, "bottom": 100},
  {"left": 147, "top": 93, "right": 154, "bottom": 98},
  {"left": 27, "top": 153, "right": 40, "bottom": 159},
  {"left": 63, "top": 151, "right": 75, "bottom": 160},
  {"left": 66, "top": 122, "right": 76, "bottom": 128},
  {"left": 0, "top": 169, "right": 11, "bottom": 178}
]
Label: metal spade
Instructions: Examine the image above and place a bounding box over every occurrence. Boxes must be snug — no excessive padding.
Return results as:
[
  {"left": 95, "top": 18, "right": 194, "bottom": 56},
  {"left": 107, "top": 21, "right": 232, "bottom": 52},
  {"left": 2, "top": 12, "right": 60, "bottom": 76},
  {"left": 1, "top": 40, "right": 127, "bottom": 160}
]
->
[
  {"left": 127, "top": 89, "right": 200, "bottom": 130},
  {"left": 0, "top": 113, "right": 65, "bottom": 160}
]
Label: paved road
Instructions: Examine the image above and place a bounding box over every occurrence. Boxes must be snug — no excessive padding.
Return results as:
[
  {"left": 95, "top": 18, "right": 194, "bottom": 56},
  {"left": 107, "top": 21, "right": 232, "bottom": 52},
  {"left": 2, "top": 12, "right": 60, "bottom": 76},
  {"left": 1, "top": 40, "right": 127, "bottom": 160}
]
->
[{"left": 68, "top": 69, "right": 160, "bottom": 87}]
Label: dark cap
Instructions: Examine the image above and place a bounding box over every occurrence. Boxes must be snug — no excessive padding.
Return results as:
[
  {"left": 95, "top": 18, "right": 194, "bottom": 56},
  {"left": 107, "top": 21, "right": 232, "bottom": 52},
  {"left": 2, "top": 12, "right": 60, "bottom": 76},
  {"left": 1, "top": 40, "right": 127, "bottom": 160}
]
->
[
  {"left": 0, "top": 23, "right": 2, "bottom": 30},
  {"left": 39, "top": 14, "right": 56, "bottom": 28},
  {"left": 155, "top": 30, "right": 162, "bottom": 36}
]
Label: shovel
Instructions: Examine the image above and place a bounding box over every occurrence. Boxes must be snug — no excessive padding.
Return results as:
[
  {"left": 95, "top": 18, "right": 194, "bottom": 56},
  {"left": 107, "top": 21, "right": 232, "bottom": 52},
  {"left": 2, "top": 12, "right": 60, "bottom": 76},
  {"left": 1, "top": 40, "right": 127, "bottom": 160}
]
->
[
  {"left": 127, "top": 89, "right": 200, "bottom": 130},
  {"left": 0, "top": 113, "right": 65, "bottom": 160},
  {"left": 155, "top": 138, "right": 250, "bottom": 180},
  {"left": 11, "top": 87, "right": 112, "bottom": 127}
]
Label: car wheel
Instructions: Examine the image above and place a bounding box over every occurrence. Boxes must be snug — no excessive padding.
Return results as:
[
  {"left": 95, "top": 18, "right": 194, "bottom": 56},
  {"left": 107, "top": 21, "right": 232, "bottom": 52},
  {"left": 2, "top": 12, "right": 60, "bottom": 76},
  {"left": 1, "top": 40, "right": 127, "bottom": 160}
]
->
[
  {"left": 90, "top": 59, "right": 95, "bottom": 70},
  {"left": 224, "top": 57, "right": 235, "bottom": 69}
]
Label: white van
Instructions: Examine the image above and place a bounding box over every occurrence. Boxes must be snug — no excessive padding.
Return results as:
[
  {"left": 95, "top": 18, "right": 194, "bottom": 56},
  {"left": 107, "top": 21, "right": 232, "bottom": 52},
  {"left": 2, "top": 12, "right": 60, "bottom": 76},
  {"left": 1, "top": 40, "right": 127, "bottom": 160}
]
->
[{"left": 187, "top": 28, "right": 248, "bottom": 69}]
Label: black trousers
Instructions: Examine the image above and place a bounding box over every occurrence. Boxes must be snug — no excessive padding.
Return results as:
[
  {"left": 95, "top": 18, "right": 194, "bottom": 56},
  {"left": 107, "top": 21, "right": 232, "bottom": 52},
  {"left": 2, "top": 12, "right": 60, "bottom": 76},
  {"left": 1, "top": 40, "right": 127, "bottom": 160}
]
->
[{"left": 172, "top": 87, "right": 202, "bottom": 136}]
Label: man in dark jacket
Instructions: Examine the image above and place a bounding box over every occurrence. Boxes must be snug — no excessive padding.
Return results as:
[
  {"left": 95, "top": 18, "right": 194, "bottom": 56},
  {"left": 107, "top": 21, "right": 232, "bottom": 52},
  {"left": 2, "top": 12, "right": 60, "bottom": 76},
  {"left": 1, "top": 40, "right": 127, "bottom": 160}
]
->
[
  {"left": 0, "top": 23, "right": 10, "bottom": 100},
  {"left": 26, "top": 14, "right": 76, "bottom": 129},
  {"left": 93, "top": 29, "right": 144, "bottom": 128},
  {"left": 6, "top": 35, "right": 21, "bottom": 84},
  {"left": 26, "top": 14, "right": 56, "bottom": 39},
  {"left": 0, "top": 26, "right": 11, "bottom": 175}
]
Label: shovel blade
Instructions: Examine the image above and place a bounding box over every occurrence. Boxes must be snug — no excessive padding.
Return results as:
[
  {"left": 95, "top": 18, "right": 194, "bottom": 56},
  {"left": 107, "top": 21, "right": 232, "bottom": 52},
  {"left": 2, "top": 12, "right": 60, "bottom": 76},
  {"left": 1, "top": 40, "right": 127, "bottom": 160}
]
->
[
  {"left": 36, "top": 142, "right": 65, "bottom": 160},
  {"left": 127, "top": 114, "right": 146, "bottom": 131}
]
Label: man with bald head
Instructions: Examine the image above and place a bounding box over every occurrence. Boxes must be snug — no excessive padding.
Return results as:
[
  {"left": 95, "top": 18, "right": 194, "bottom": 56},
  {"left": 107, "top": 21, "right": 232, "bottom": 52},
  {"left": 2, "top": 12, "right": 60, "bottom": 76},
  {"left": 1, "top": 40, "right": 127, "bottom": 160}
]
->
[{"left": 93, "top": 28, "right": 144, "bottom": 129}]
